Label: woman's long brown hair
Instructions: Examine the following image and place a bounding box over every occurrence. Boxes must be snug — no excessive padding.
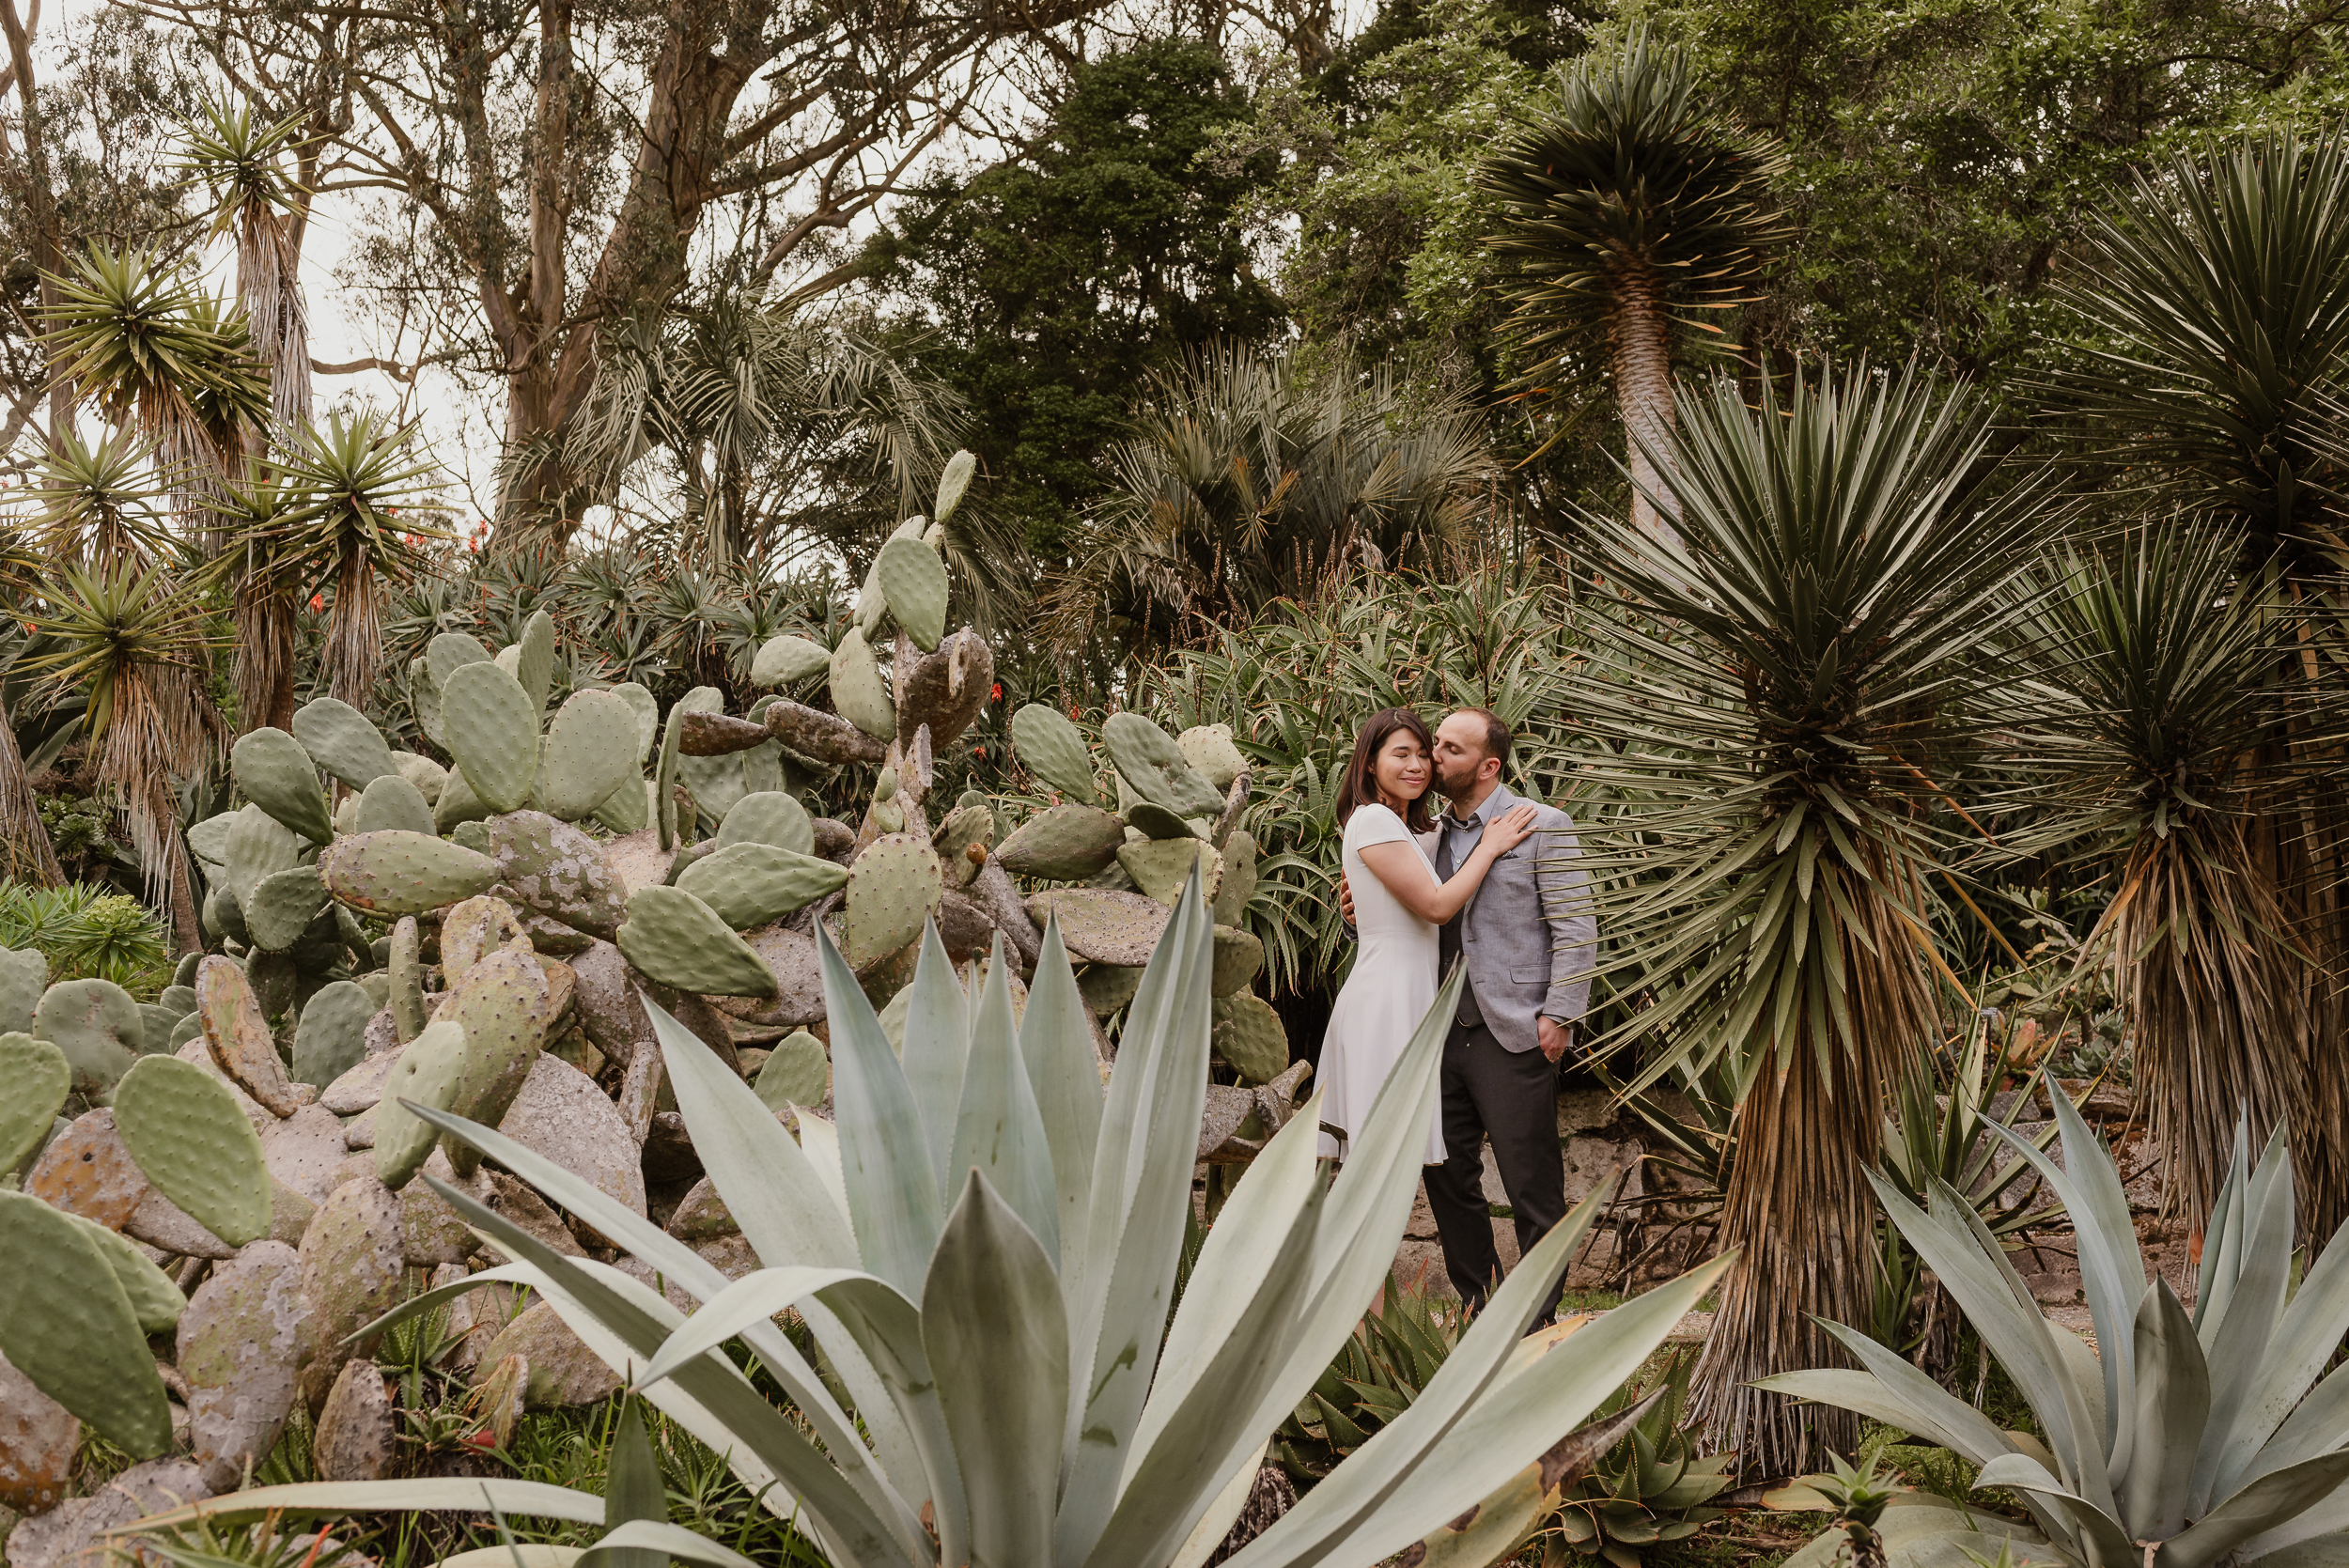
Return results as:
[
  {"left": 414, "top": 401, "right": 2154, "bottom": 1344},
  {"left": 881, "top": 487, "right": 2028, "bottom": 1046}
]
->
[{"left": 1334, "top": 706, "right": 1437, "bottom": 833}]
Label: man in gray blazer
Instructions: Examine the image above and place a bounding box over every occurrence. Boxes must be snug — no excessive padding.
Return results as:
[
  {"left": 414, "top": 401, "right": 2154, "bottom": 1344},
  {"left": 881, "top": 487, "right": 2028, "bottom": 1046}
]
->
[{"left": 1349, "top": 706, "right": 1596, "bottom": 1318}]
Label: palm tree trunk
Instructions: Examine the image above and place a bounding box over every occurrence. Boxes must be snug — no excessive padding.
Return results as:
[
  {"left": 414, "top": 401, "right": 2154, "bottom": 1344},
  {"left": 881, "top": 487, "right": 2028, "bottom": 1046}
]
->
[
  {"left": 0, "top": 697, "right": 63, "bottom": 886},
  {"left": 1691, "top": 853, "right": 1930, "bottom": 1478},
  {"left": 1610, "top": 265, "right": 1684, "bottom": 554}
]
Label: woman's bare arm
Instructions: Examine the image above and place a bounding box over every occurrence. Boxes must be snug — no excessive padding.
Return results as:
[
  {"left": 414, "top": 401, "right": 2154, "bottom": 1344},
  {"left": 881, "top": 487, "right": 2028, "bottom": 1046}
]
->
[{"left": 1356, "top": 803, "right": 1540, "bottom": 924}]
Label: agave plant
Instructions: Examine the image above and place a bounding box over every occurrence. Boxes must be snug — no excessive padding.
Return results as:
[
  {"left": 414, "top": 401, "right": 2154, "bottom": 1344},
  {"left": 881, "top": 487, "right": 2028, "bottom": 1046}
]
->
[
  {"left": 1763, "top": 1090, "right": 2349, "bottom": 1568},
  {"left": 1480, "top": 29, "right": 1791, "bottom": 545},
  {"left": 1552, "top": 1351, "right": 1735, "bottom": 1567},
  {"left": 141, "top": 879, "right": 1731, "bottom": 1568},
  {"left": 1573, "top": 360, "right": 2045, "bottom": 1471}
]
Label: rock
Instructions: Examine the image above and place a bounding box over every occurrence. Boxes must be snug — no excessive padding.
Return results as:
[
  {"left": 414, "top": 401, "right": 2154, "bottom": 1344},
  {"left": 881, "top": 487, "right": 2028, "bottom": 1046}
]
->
[
  {"left": 566, "top": 941, "right": 645, "bottom": 1068},
  {"left": 297, "top": 1178, "right": 407, "bottom": 1411},
  {"left": 397, "top": 1152, "right": 483, "bottom": 1267},
  {"left": 715, "top": 925, "right": 825, "bottom": 1027},
  {"left": 643, "top": 1112, "right": 700, "bottom": 1187},
  {"left": 599, "top": 829, "right": 675, "bottom": 898},
  {"left": 24, "top": 1110, "right": 152, "bottom": 1230},
  {"left": 262, "top": 1105, "right": 350, "bottom": 1204},
  {"left": 496, "top": 1055, "right": 646, "bottom": 1219},
  {"left": 432, "top": 1265, "right": 524, "bottom": 1377},
  {"left": 320, "top": 1048, "right": 403, "bottom": 1115},
  {"left": 361, "top": 1008, "right": 400, "bottom": 1058},
  {"left": 475, "top": 1302, "right": 619, "bottom": 1408},
  {"left": 664, "top": 1179, "right": 738, "bottom": 1241},
  {"left": 1563, "top": 1137, "right": 1640, "bottom": 1207},
  {"left": 123, "top": 1188, "right": 239, "bottom": 1261},
  {"left": 312, "top": 1361, "right": 395, "bottom": 1482},
  {"left": 177, "top": 1240, "right": 308, "bottom": 1492},
  {"left": 342, "top": 1106, "right": 376, "bottom": 1150},
  {"left": 3, "top": 1458, "right": 210, "bottom": 1568},
  {"left": 616, "top": 1043, "right": 662, "bottom": 1146},
  {"left": 614, "top": 1256, "right": 695, "bottom": 1316},
  {"left": 692, "top": 1233, "right": 759, "bottom": 1284},
  {"left": 0, "top": 1348, "right": 78, "bottom": 1514},
  {"left": 474, "top": 1172, "right": 584, "bottom": 1264},
  {"left": 173, "top": 1040, "right": 272, "bottom": 1128}
]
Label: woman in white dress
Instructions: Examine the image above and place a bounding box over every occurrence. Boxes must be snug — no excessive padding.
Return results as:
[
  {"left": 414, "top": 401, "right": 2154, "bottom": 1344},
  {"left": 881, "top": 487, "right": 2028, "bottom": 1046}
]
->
[{"left": 1318, "top": 707, "right": 1537, "bottom": 1163}]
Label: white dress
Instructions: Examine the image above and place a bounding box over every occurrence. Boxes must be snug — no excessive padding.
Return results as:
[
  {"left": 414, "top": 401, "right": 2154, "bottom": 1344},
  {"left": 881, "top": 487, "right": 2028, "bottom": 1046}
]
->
[{"left": 1317, "top": 803, "right": 1446, "bottom": 1165}]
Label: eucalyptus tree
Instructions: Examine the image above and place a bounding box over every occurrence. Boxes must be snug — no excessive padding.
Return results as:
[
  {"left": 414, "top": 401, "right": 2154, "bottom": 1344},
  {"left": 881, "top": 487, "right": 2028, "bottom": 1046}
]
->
[
  {"left": 2033, "top": 129, "right": 2349, "bottom": 1242},
  {"left": 1576, "top": 362, "right": 2042, "bottom": 1473},
  {"left": 1480, "top": 32, "right": 1790, "bottom": 549}
]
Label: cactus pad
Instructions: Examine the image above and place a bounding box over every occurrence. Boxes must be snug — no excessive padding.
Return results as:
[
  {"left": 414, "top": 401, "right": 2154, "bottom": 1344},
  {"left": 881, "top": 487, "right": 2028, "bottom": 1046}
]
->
[
  {"left": 292, "top": 698, "right": 398, "bottom": 790},
  {"left": 932, "top": 802, "right": 993, "bottom": 887},
  {"left": 677, "top": 842, "right": 849, "bottom": 928},
  {"left": 1211, "top": 993, "right": 1288, "bottom": 1084},
  {"left": 432, "top": 950, "right": 551, "bottom": 1174},
  {"left": 828, "top": 628, "right": 896, "bottom": 740},
  {"left": 678, "top": 710, "right": 770, "bottom": 755},
  {"left": 372, "top": 1019, "right": 469, "bottom": 1189},
  {"left": 73, "top": 1207, "right": 185, "bottom": 1331},
  {"left": 617, "top": 886, "right": 781, "bottom": 997},
  {"left": 515, "top": 609, "right": 557, "bottom": 711},
  {"left": 593, "top": 774, "right": 652, "bottom": 834},
  {"left": 1023, "top": 888, "right": 1169, "bottom": 967},
  {"left": 751, "top": 633, "right": 832, "bottom": 689},
  {"left": 1211, "top": 924, "right": 1265, "bottom": 998},
  {"left": 389, "top": 917, "right": 427, "bottom": 1042},
  {"left": 320, "top": 831, "right": 499, "bottom": 916},
  {"left": 0, "top": 945, "right": 44, "bottom": 1034},
  {"left": 0, "top": 1189, "right": 173, "bottom": 1458},
  {"left": 1103, "top": 712, "right": 1227, "bottom": 817},
  {"left": 677, "top": 746, "right": 748, "bottom": 831},
  {"left": 411, "top": 656, "right": 446, "bottom": 745},
  {"left": 433, "top": 761, "right": 492, "bottom": 833},
  {"left": 611, "top": 681, "right": 660, "bottom": 760},
  {"left": 539, "top": 689, "right": 641, "bottom": 819},
  {"left": 897, "top": 629, "right": 993, "bottom": 745},
  {"left": 718, "top": 791, "right": 816, "bottom": 855},
  {"left": 753, "top": 1030, "right": 830, "bottom": 1112},
  {"left": 993, "top": 803, "right": 1127, "bottom": 879},
  {"left": 1177, "top": 723, "right": 1247, "bottom": 790},
  {"left": 489, "top": 811, "right": 627, "bottom": 939},
  {"left": 194, "top": 957, "right": 303, "bottom": 1115},
  {"left": 224, "top": 808, "right": 304, "bottom": 924},
  {"left": 1118, "top": 837, "right": 1224, "bottom": 907},
  {"left": 1121, "top": 800, "right": 1200, "bottom": 842},
  {"left": 843, "top": 832, "right": 943, "bottom": 967},
  {"left": 292, "top": 981, "right": 375, "bottom": 1088},
  {"left": 0, "top": 1032, "right": 69, "bottom": 1173},
  {"left": 763, "top": 699, "right": 890, "bottom": 766},
  {"left": 427, "top": 630, "right": 493, "bottom": 691},
  {"left": 34, "top": 978, "right": 142, "bottom": 1094},
  {"left": 1076, "top": 963, "right": 1144, "bottom": 1016},
  {"left": 355, "top": 771, "right": 437, "bottom": 836},
  {"left": 231, "top": 727, "right": 334, "bottom": 844},
  {"left": 1009, "top": 704, "right": 1097, "bottom": 803},
  {"left": 874, "top": 535, "right": 949, "bottom": 651},
  {"left": 442, "top": 659, "right": 541, "bottom": 813},
  {"left": 1212, "top": 829, "right": 1258, "bottom": 925},
  {"left": 440, "top": 894, "right": 528, "bottom": 986},
  {"left": 934, "top": 447, "right": 977, "bottom": 521},
  {"left": 244, "top": 863, "right": 332, "bottom": 952},
  {"left": 394, "top": 750, "right": 449, "bottom": 804},
  {"left": 112, "top": 1054, "right": 272, "bottom": 1247}
]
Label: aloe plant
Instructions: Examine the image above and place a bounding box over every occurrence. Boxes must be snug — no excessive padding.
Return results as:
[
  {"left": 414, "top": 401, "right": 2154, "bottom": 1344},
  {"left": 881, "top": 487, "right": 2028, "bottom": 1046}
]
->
[
  {"left": 133, "top": 871, "right": 1729, "bottom": 1568},
  {"left": 1761, "top": 1088, "right": 2349, "bottom": 1568}
]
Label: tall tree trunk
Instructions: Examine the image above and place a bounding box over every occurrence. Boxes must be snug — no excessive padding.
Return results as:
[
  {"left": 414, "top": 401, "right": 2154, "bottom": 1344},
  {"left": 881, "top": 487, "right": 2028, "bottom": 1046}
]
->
[
  {"left": 0, "top": 0, "right": 66, "bottom": 434},
  {"left": 1610, "top": 265, "right": 1684, "bottom": 554},
  {"left": 1691, "top": 851, "right": 1930, "bottom": 1478}
]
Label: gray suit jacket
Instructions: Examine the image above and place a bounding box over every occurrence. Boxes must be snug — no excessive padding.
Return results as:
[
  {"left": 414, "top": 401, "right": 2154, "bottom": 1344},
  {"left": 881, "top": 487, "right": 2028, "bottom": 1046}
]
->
[{"left": 1422, "top": 784, "right": 1597, "bottom": 1055}]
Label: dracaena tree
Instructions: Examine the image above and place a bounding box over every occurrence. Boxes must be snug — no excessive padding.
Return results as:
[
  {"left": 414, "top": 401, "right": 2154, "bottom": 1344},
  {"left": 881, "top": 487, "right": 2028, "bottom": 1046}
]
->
[
  {"left": 1480, "top": 31, "right": 1791, "bottom": 550},
  {"left": 2033, "top": 128, "right": 2349, "bottom": 1243},
  {"left": 179, "top": 99, "right": 315, "bottom": 442},
  {"left": 1575, "top": 361, "right": 2043, "bottom": 1474}
]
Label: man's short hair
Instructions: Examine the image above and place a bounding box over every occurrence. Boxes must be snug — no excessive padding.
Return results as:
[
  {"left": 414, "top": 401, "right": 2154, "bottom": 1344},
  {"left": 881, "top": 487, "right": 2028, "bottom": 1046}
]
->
[{"left": 1460, "top": 706, "right": 1513, "bottom": 775}]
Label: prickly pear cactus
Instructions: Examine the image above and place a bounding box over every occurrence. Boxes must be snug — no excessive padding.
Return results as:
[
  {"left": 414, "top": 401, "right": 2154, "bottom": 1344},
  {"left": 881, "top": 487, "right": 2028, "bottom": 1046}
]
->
[
  {"left": 111, "top": 1054, "right": 272, "bottom": 1247},
  {"left": 1117, "top": 837, "right": 1223, "bottom": 907},
  {"left": 0, "top": 1032, "right": 70, "bottom": 1174},
  {"left": 356, "top": 772, "right": 437, "bottom": 835},
  {"left": 1010, "top": 704, "right": 1098, "bottom": 803},
  {"left": 719, "top": 790, "right": 815, "bottom": 855},
  {"left": 829, "top": 628, "right": 895, "bottom": 740},
  {"left": 33, "top": 977, "right": 142, "bottom": 1094},
  {"left": 754, "top": 1030, "right": 830, "bottom": 1111},
  {"left": 617, "top": 886, "right": 781, "bottom": 997},
  {"left": 373, "top": 1018, "right": 470, "bottom": 1189},
  {"left": 539, "top": 688, "right": 640, "bottom": 819},
  {"left": 875, "top": 534, "right": 949, "bottom": 652},
  {"left": 231, "top": 727, "right": 334, "bottom": 844},
  {"left": 1103, "top": 711, "right": 1227, "bottom": 818},
  {"left": 441, "top": 658, "right": 541, "bottom": 812},
  {"left": 292, "top": 981, "right": 375, "bottom": 1087},
  {"left": 751, "top": 633, "right": 831, "bottom": 690},
  {"left": 244, "top": 863, "right": 332, "bottom": 951},
  {"left": 1211, "top": 992, "right": 1289, "bottom": 1085},
  {"left": 677, "top": 842, "right": 849, "bottom": 930},
  {"left": 292, "top": 697, "right": 398, "bottom": 791},
  {"left": 0, "top": 944, "right": 43, "bottom": 1034},
  {"left": 321, "top": 831, "right": 499, "bottom": 916},
  {"left": 843, "top": 832, "right": 943, "bottom": 967},
  {"left": 1177, "top": 723, "right": 1247, "bottom": 790},
  {"left": 0, "top": 1188, "right": 174, "bottom": 1458}
]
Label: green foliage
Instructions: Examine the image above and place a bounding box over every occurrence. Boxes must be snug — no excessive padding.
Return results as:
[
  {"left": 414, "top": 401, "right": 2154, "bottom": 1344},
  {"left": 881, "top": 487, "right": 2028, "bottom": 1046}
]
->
[
  {"left": 881, "top": 40, "right": 1286, "bottom": 557},
  {"left": 1273, "top": 1271, "right": 1468, "bottom": 1481},
  {"left": 1551, "top": 1352, "right": 1735, "bottom": 1566},
  {"left": 0, "top": 878, "right": 173, "bottom": 994}
]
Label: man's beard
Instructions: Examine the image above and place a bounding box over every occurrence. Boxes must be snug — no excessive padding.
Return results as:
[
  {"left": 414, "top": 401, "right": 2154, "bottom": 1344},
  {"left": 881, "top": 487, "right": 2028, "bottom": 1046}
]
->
[{"left": 1434, "top": 761, "right": 1477, "bottom": 800}]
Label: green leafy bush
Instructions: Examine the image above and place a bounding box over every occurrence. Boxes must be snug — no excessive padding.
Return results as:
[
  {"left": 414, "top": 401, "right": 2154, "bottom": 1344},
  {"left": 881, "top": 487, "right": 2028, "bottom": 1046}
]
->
[{"left": 0, "top": 878, "right": 174, "bottom": 995}]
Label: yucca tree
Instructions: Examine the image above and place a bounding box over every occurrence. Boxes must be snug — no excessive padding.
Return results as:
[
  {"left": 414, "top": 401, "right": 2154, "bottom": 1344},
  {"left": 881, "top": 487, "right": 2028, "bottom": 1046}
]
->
[
  {"left": 271, "top": 411, "right": 448, "bottom": 708},
  {"left": 205, "top": 463, "right": 314, "bottom": 733},
  {"left": 1576, "top": 361, "right": 2043, "bottom": 1473},
  {"left": 26, "top": 427, "right": 172, "bottom": 568},
  {"left": 179, "top": 99, "right": 313, "bottom": 440},
  {"left": 1046, "top": 343, "right": 1489, "bottom": 660},
  {"left": 2035, "top": 129, "right": 2349, "bottom": 1241},
  {"left": 1482, "top": 31, "right": 1791, "bottom": 549},
  {"left": 1992, "top": 520, "right": 2334, "bottom": 1234},
  {"left": 22, "top": 563, "right": 224, "bottom": 948},
  {"left": 41, "top": 245, "right": 271, "bottom": 538}
]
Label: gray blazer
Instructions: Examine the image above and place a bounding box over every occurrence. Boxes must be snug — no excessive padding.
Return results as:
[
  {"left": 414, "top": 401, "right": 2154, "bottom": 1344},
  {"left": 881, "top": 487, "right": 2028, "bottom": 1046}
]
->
[{"left": 1421, "top": 783, "right": 1597, "bottom": 1055}]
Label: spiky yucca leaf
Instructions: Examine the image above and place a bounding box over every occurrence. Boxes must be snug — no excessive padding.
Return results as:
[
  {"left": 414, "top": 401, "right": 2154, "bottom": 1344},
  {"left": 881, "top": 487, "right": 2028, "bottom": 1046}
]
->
[
  {"left": 1574, "top": 361, "right": 2045, "bottom": 1473},
  {"left": 179, "top": 98, "right": 314, "bottom": 435}
]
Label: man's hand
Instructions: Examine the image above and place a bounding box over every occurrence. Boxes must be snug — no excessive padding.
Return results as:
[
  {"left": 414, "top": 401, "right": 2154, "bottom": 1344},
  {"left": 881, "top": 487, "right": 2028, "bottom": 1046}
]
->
[
  {"left": 1337, "top": 873, "right": 1354, "bottom": 925},
  {"left": 1537, "top": 1017, "right": 1573, "bottom": 1063}
]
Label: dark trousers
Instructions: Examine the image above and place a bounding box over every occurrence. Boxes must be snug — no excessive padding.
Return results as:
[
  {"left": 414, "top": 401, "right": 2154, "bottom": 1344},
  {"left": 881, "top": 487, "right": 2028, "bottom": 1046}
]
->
[{"left": 1422, "top": 1021, "right": 1567, "bottom": 1321}]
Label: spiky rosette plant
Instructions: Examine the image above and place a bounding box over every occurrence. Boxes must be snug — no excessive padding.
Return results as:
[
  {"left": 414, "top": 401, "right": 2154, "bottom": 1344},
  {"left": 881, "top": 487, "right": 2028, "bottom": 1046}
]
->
[
  {"left": 1481, "top": 30, "right": 1791, "bottom": 547},
  {"left": 1573, "top": 360, "right": 2044, "bottom": 1473},
  {"left": 133, "top": 877, "right": 1733, "bottom": 1568},
  {"left": 1992, "top": 519, "right": 2335, "bottom": 1232},
  {"left": 179, "top": 98, "right": 314, "bottom": 437}
]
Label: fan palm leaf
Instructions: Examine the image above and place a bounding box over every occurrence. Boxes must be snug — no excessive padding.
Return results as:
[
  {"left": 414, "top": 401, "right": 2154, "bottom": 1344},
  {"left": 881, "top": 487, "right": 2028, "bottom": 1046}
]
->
[
  {"left": 1482, "top": 30, "right": 1791, "bottom": 547},
  {"left": 1574, "top": 360, "right": 2046, "bottom": 1473},
  {"left": 270, "top": 411, "right": 450, "bottom": 707},
  {"left": 22, "top": 562, "right": 226, "bottom": 946},
  {"left": 2035, "top": 129, "right": 2349, "bottom": 1242}
]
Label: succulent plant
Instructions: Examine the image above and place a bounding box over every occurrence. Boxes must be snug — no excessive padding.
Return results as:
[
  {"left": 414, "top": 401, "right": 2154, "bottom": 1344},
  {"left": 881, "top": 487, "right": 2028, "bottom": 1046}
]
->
[
  {"left": 1550, "top": 1351, "right": 1734, "bottom": 1566},
  {"left": 1761, "top": 1091, "right": 2349, "bottom": 1568}
]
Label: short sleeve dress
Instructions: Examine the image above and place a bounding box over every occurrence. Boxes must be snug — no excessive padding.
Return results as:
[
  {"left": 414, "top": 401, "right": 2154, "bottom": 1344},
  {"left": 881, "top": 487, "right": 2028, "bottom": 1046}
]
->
[{"left": 1316, "top": 803, "right": 1446, "bottom": 1165}]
